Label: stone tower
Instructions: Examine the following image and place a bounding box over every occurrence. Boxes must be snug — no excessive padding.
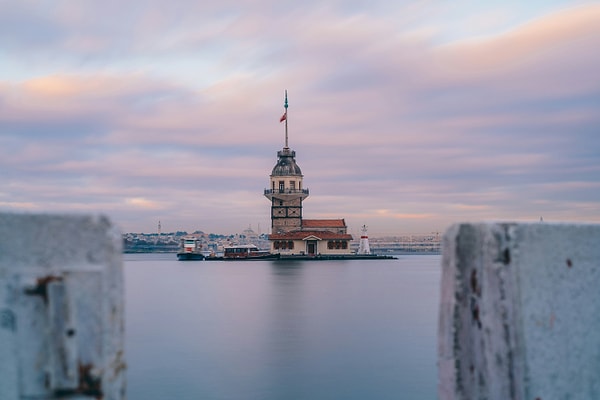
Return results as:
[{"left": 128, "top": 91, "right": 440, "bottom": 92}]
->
[{"left": 264, "top": 91, "right": 309, "bottom": 234}]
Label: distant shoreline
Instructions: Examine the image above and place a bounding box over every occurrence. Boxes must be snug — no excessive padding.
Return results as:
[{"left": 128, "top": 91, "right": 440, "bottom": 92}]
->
[{"left": 123, "top": 249, "right": 441, "bottom": 255}]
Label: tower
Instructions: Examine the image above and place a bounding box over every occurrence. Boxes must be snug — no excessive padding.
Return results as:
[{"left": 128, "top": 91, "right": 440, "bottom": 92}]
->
[
  {"left": 357, "top": 225, "right": 371, "bottom": 254},
  {"left": 264, "top": 91, "right": 309, "bottom": 234}
]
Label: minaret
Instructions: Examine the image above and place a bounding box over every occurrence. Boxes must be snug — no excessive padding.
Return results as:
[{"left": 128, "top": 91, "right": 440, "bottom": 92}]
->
[
  {"left": 264, "top": 91, "right": 309, "bottom": 234},
  {"left": 357, "top": 225, "right": 371, "bottom": 254}
]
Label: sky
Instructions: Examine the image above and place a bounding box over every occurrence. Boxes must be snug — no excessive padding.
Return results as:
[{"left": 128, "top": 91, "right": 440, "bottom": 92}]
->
[{"left": 1, "top": 0, "right": 600, "bottom": 237}]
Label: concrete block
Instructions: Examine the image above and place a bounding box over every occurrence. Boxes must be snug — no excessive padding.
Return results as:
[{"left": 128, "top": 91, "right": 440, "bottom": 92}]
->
[
  {"left": 0, "top": 213, "right": 125, "bottom": 400},
  {"left": 438, "top": 222, "right": 600, "bottom": 400}
]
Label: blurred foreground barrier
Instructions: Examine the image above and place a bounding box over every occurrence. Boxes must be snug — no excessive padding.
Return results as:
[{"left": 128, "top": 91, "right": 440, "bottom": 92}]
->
[
  {"left": 438, "top": 222, "right": 600, "bottom": 400},
  {"left": 0, "top": 213, "right": 125, "bottom": 400}
]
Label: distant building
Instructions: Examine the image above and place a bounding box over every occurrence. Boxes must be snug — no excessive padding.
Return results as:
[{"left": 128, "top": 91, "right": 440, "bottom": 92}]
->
[
  {"left": 264, "top": 92, "right": 353, "bottom": 256},
  {"left": 240, "top": 225, "right": 259, "bottom": 244}
]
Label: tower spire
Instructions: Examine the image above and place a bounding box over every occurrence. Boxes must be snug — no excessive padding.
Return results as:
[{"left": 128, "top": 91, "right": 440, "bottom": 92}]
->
[
  {"left": 284, "top": 90, "right": 289, "bottom": 148},
  {"left": 281, "top": 90, "right": 289, "bottom": 149}
]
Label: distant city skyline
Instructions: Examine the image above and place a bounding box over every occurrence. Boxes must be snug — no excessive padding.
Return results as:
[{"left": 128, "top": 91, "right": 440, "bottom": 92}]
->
[{"left": 2, "top": 1, "right": 599, "bottom": 236}]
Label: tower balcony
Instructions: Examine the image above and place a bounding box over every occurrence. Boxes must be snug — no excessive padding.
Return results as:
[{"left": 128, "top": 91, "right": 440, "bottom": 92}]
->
[
  {"left": 278, "top": 148, "right": 295, "bottom": 157},
  {"left": 264, "top": 188, "right": 309, "bottom": 201}
]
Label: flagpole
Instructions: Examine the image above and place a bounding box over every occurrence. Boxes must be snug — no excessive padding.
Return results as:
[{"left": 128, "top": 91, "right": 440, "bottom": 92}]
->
[{"left": 284, "top": 90, "right": 288, "bottom": 149}]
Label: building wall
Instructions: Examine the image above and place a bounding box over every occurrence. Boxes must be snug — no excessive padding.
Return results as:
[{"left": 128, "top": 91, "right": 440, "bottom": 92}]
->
[
  {"left": 271, "top": 197, "right": 303, "bottom": 233},
  {"left": 269, "top": 176, "right": 303, "bottom": 192},
  {"left": 316, "top": 240, "right": 352, "bottom": 255},
  {"left": 271, "top": 239, "right": 352, "bottom": 255}
]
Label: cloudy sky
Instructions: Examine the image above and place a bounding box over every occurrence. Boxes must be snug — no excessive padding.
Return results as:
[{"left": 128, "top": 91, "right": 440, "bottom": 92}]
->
[{"left": 1, "top": 0, "right": 599, "bottom": 236}]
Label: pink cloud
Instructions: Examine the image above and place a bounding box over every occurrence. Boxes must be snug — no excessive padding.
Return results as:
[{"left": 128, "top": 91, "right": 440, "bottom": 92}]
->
[
  {"left": 2, "top": 2, "right": 600, "bottom": 235},
  {"left": 432, "top": 4, "right": 600, "bottom": 94}
]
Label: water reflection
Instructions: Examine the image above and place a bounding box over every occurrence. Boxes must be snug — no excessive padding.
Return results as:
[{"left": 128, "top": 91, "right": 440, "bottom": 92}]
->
[
  {"left": 125, "top": 256, "right": 441, "bottom": 400},
  {"left": 270, "top": 259, "right": 305, "bottom": 275},
  {"left": 266, "top": 261, "right": 310, "bottom": 398}
]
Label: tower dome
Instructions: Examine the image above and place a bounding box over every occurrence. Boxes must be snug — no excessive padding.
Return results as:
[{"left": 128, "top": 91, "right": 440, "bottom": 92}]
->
[{"left": 271, "top": 148, "right": 302, "bottom": 176}]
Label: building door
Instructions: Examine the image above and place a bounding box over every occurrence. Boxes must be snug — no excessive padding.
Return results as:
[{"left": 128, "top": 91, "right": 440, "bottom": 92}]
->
[{"left": 307, "top": 241, "right": 317, "bottom": 255}]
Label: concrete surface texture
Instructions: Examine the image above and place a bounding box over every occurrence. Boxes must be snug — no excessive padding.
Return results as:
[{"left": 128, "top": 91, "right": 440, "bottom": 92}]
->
[
  {"left": 438, "top": 222, "right": 600, "bottom": 400},
  {"left": 0, "top": 213, "right": 125, "bottom": 400}
]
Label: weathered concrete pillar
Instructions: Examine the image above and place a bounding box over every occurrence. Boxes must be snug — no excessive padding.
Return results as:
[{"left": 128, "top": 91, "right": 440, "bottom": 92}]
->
[
  {"left": 438, "top": 222, "right": 600, "bottom": 400},
  {"left": 0, "top": 213, "right": 125, "bottom": 400}
]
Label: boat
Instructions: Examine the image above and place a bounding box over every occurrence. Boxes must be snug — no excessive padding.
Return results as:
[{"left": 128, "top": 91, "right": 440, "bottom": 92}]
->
[
  {"left": 221, "top": 244, "right": 279, "bottom": 260},
  {"left": 176, "top": 236, "right": 205, "bottom": 261}
]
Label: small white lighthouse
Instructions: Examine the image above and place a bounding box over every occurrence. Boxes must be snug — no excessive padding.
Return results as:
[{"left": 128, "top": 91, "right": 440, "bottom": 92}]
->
[{"left": 357, "top": 225, "right": 371, "bottom": 255}]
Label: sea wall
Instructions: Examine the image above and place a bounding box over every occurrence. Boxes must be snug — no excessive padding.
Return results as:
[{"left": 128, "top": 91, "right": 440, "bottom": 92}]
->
[
  {"left": 0, "top": 213, "right": 125, "bottom": 400},
  {"left": 438, "top": 222, "right": 600, "bottom": 400}
]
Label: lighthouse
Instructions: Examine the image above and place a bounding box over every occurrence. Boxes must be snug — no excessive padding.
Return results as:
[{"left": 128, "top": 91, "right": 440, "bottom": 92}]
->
[
  {"left": 264, "top": 90, "right": 309, "bottom": 234},
  {"left": 357, "top": 225, "right": 371, "bottom": 255}
]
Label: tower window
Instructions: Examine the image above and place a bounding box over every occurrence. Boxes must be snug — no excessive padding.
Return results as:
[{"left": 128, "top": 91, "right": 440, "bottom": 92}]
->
[
  {"left": 290, "top": 181, "right": 296, "bottom": 190},
  {"left": 279, "top": 181, "right": 284, "bottom": 192}
]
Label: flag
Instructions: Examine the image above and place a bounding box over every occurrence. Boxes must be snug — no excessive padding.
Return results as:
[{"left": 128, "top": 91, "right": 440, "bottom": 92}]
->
[{"left": 279, "top": 112, "right": 287, "bottom": 122}]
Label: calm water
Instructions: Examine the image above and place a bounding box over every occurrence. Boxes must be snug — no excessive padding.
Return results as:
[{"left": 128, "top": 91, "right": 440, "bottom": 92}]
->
[{"left": 124, "top": 254, "right": 441, "bottom": 400}]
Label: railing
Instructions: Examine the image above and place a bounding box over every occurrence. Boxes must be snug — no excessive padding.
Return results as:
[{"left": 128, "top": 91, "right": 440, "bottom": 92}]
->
[{"left": 264, "top": 188, "right": 309, "bottom": 195}]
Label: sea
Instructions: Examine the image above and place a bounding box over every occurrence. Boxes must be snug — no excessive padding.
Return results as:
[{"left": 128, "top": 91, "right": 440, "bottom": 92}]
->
[{"left": 124, "top": 253, "right": 442, "bottom": 400}]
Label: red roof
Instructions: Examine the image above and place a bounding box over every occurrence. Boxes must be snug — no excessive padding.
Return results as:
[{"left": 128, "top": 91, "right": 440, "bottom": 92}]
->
[
  {"left": 302, "top": 219, "right": 346, "bottom": 228},
  {"left": 269, "top": 230, "right": 353, "bottom": 241}
]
